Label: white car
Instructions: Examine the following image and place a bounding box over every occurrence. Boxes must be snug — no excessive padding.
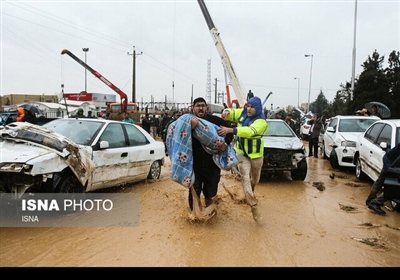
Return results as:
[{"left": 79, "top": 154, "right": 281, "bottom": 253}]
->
[
  {"left": 262, "top": 119, "right": 307, "bottom": 180},
  {"left": 354, "top": 119, "right": 400, "bottom": 182},
  {"left": 323, "top": 115, "right": 380, "bottom": 169},
  {"left": 0, "top": 119, "right": 165, "bottom": 198}
]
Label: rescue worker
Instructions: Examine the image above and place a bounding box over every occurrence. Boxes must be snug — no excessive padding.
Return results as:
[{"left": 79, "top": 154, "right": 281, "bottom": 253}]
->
[{"left": 218, "top": 96, "right": 268, "bottom": 221}]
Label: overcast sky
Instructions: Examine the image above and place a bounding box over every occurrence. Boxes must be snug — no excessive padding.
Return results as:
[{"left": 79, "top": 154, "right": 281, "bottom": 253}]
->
[{"left": 1, "top": 0, "right": 399, "bottom": 110}]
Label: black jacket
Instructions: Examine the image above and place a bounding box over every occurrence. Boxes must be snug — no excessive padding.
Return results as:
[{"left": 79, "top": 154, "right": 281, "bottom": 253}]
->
[
  {"left": 22, "top": 112, "right": 37, "bottom": 124},
  {"left": 141, "top": 117, "right": 152, "bottom": 133},
  {"left": 192, "top": 114, "right": 234, "bottom": 171}
]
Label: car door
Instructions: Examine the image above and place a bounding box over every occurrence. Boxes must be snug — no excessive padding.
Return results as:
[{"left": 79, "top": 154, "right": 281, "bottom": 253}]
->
[
  {"left": 324, "top": 117, "right": 338, "bottom": 157},
  {"left": 90, "top": 123, "right": 131, "bottom": 191},
  {"left": 359, "top": 123, "right": 385, "bottom": 181},
  {"left": 123, "top": 123, "right": 157, "bottom": 180},
  {"left": 370, "top": 124, "right": 393, "bottom": 174}
]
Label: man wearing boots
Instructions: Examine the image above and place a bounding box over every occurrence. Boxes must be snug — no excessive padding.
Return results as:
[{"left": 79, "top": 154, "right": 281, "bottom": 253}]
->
[
  {"left": 366, "top": 142, "right": 400, "bottom": 215},
  {"left": 189, "top": 97, "right": 233, "bottom": 211}
]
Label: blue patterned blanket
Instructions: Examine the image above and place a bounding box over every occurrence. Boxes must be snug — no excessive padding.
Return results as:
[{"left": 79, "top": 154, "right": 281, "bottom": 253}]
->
[{"left": 166, "top": 114, "right": 238, "bottom": 189}]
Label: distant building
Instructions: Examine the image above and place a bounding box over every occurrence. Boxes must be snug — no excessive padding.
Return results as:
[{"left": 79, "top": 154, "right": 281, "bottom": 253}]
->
[
  {"left": 59, "top": 98, "right": 97, "bottom": 117},
  {"left": 0, "top": 92, "right": 116, "bottom": 114},
  {"left": 63, "top": 92, "right": 116, "bottom": 112}
]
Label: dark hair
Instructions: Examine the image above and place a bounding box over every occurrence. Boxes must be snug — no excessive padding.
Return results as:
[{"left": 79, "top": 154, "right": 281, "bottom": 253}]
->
[{"left": 193, "top": 97, "right": 207, "bottom": 106}]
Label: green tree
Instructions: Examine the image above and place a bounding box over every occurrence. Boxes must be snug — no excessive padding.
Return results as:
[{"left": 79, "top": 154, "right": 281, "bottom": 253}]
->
[
  {"left": 352, "top": 50, "right": 390, "bottom": 115},
  {"left": 385, "top": 50, "right": 400, "bottom": 118},
  {"left": 331, "top": 83, "right": 351, "bottom": 117},
  {"left": 309, "top": 89, "right": 332, "bottom": 118}
]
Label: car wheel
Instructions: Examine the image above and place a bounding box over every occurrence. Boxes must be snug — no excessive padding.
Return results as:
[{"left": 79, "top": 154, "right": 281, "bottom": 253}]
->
[
  {"left": 355, "top": 157, "right": 367, "bottom": 181},
  {"left": 56, "top": 174, "right": 84, "bottom": 193},
  {"left": 329, "top": 148, "right": 340, "bottom": 169},
  {"left": 147, "top": 160, "right": 161, "bottom": 179},
  {"left": 390, "top": 200, "right": 400, "bottom": 212},
  {"left": 291, "top": 160, "right": 308, "bottom": 181},
  {"left": 322, "top": 142, "right": 328, "bottom": 159},
  {"left": 323, "top": 142, "right": 329, "bottom": 159}
]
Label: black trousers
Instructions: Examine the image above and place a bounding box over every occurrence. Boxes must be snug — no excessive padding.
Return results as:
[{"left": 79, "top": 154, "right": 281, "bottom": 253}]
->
[
  {"left": 308, "top": 137, "right": 319, "bottom": 157},
  {"left": 188, "top": 168, "right": 221, "bottom": 210}
]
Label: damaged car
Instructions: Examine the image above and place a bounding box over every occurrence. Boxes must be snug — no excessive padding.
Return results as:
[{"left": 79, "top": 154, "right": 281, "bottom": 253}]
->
[
  {"left": 262, "top": 119, "right": 307, "bottom": 180},
  {"left": 0, "top": 118, "right": 165, "bottom": 198}
]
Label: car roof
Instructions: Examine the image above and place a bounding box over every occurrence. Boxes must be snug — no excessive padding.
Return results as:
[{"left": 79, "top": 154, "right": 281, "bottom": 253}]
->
[
  {"left": 54, "top": 118, "right": 123, "bottom": 124},
  {"left": 266, "top": 118, "right": 285, "bottom": 122},
  {"left": 333, "top": 115, "right": 380, "bottom": 120},
  {"left": 373, "top": 119, "right": 400, "bottom": 127}
]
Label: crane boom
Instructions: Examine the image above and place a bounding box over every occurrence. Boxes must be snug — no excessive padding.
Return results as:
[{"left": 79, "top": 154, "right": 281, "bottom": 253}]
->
[
  {"left": 197, "top": 0, "right": 246, "bottom": 107},
  {"left": 61, "top": 49, "right": 128, "bottom": 113},
  {"left": 262, "top": 92, "right": 273, "bottom": 107}
]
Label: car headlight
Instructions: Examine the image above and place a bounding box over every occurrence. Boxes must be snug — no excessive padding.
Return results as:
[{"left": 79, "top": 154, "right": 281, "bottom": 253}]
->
[{"left": 341, "top": 140, "right": 356, "bottom": 147}]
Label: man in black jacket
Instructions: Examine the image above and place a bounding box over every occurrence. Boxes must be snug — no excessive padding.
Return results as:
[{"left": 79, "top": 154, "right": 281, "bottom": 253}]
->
[
  {"left": 189, "top": 97, "right": 234, "bottom": 210},
  {"left": 162, "top": 111, "right": 181, "bottom": 156},
  {"left": 141, "top": 113, "right": 152, "bottom": 134}
]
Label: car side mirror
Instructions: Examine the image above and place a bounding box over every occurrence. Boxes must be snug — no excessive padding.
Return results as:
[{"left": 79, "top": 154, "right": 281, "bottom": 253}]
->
[
  {"left": 99, "top": 140, "right": 110, "bottom": 149},
  {"left": 380, "top": 142, "right": 388, "bottom": 150},
  {"left": 326, "top": 127, "right": 335, "bottom": 133}
]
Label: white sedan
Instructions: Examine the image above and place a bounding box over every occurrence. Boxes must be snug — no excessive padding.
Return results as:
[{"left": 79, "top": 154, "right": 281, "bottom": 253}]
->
[
  {"left": 323, "top": 115, "right": 380, "bottom": 169},
  {"left": 354, "top": 119, "right": 400, "bottom": 182},
  {"left": 0, "top": 118, "right": 165, "bottom": 198}
]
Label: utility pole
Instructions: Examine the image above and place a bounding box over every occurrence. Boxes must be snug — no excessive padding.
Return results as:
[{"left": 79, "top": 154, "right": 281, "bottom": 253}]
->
[
  {"left": 305, "top": 54, "right": 313, "bottom": 113},
  {"left": 82, "top": 48, "right": 89, "bottom": 92},
  {"left": 350, "top": 0, "right": 358, "bottom": 101},
  {"left": 127, "top": 46, "right": 143, "bottom": 103},
  {"left": 214, "top": 78, "right": 218, "bottom": 103}
]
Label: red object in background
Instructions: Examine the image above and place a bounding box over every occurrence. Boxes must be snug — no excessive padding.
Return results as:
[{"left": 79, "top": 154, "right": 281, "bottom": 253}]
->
[{"left": 64, "top": 93, "right": 92, "bottom": 101}]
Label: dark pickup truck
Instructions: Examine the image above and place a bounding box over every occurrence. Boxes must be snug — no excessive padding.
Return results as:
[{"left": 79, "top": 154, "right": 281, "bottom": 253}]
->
[
  {"left": 0, "top": 112, "right": 17, "bottom": 126},
  {"left": 0, "top": 112, "right": 56, "bottom": 126}
]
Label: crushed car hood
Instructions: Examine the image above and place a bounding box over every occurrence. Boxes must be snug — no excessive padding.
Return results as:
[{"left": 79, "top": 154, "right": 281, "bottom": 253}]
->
[
  {"left": 0, "top": 122, "right": 93, "bottom": 184},
  {"left": 0, "top": 142, "right": 56, "bottom": 163}
]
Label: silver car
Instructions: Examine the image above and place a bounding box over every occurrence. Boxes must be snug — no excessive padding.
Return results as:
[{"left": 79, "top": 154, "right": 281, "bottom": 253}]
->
[
  {"left": 0, "top": 119, "right": 165, "bottom": 198},
  {"left": 262, "top": 119, "right": 307, "bottom": 180}
]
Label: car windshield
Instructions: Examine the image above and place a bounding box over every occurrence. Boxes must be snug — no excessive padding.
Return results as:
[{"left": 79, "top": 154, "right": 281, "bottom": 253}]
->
[
  {"left": 264, "top": 121, "right": 295, "bottom": 137},
  {"left": 338, "top": 118, "right": 378, "bottom": 133},
  {"left": 0, "top": 114, "right": 8, "bottom": 124},
  {"left": 43, "top": 119, "right": 104, "bottom": 145}
]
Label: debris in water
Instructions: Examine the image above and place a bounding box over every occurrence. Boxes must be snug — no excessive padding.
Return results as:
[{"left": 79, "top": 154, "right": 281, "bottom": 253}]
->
[
  {"left": 384, "top": 224, "right": 400, "bottom": 231},
  {"left": 339, "top": 203, "right": 357, "bottom": 212},
  {"left": 313, "top": 181, "right": 325, "bottom": 191},
  {"left": 358, "top": 222, "right": 380, "bottom": 228},
  {"left": 345, "top": 182, "right": 363, "bottom": 188},
  {"left": 351, "top": 236, "right": 388, "bottom": 249}
]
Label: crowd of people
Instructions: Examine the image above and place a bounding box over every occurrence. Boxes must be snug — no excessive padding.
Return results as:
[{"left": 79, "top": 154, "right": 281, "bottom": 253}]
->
[
  {"left": 161, "top": 96, "right": 394, "bottom": 221},
  {"left": 13, "top": 99, "right": 392, "bottom": 220}
]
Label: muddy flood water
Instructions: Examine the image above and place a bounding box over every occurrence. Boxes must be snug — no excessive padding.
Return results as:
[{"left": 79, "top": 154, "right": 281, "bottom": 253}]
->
[{"left": 1, "top": 148, "right": 399, "bottom": 267}]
